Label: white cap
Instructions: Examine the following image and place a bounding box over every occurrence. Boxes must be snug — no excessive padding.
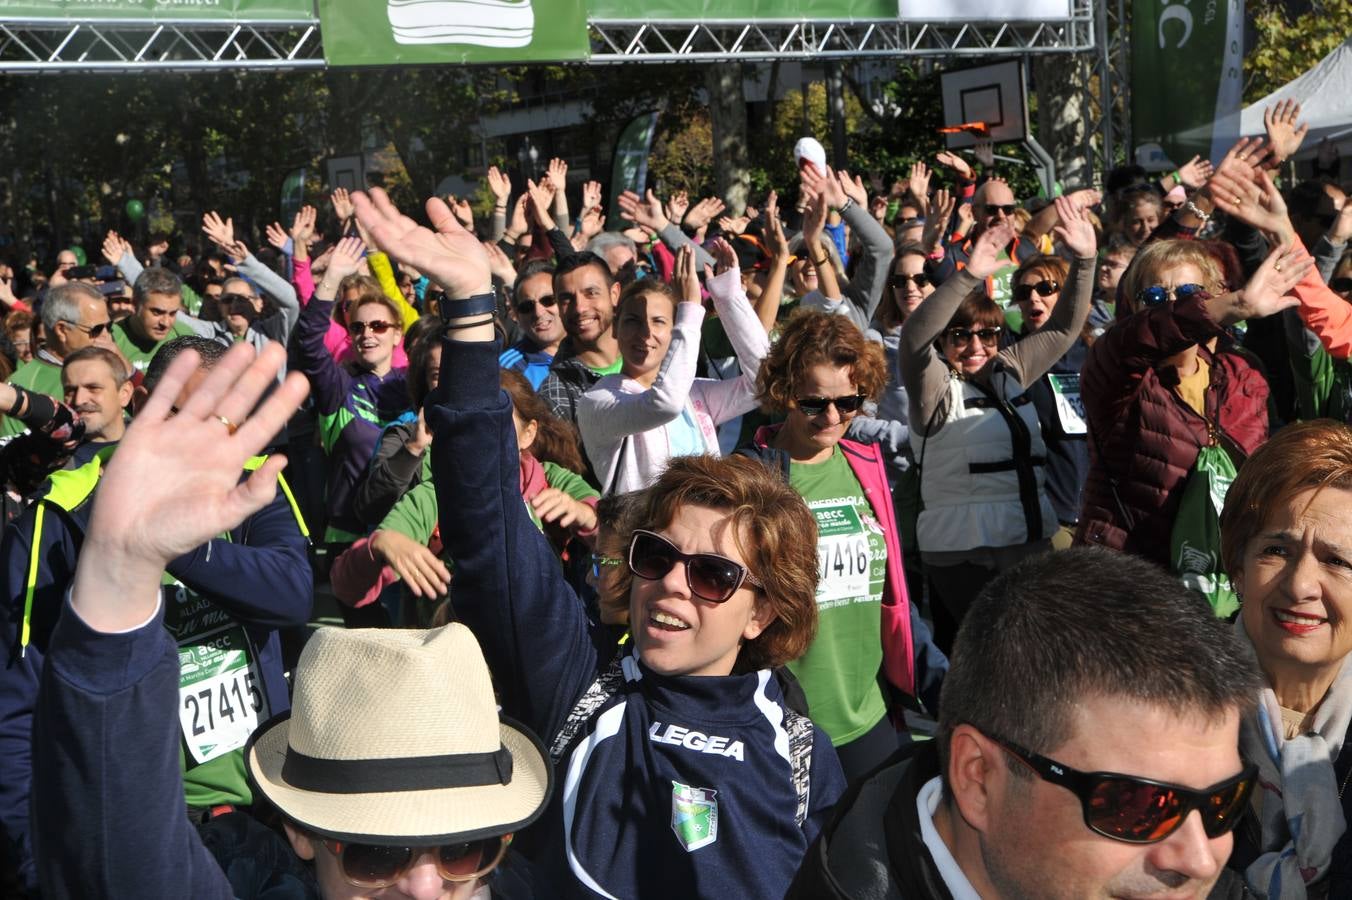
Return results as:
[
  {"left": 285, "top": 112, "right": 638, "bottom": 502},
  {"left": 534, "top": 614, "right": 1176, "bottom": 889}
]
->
[{"left": 794, "top": 137, "right": 827, "bottom": 175}]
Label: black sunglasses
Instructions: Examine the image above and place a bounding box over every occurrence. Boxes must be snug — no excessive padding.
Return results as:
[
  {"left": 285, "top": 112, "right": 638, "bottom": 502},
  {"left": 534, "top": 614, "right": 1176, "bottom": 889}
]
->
[
  {"left": 1330, "top": 276, "right": 1352, "bottom": 294},
  {"left": 515, "top": 295, "right": 557, "bottom": 316},
  {"left": 1012, "top": 280, "right": 1060, "bottom": 303},
  {"left": 944, "top": 326, "right": 1002, "bottom": 346},
  {"left": 628, "top": 529, "right": 762, "bottom": 603},
  {"left": 795, "top": 393, "right": 866, "bottom": 417},
  {"left": 1136, "top": 283, "right": 1206, "bottom": 308},
  {"left": 981, "top": 204, "right": 1018, "bottom": 217},
  {"left": 348, "top": 320, "right": 397, "bottom": 336},
  {"left": 61, "top": 320, "right": 110, "bottom": 339},
  {"left": 993, "top": 737, "right": 1257, "bottom": 844},
  {"left": 888, "top": 272, "right": 930, "bottom": 289},
  {"left": 323, "top": 835, "right": 510, "bottom": 888}
]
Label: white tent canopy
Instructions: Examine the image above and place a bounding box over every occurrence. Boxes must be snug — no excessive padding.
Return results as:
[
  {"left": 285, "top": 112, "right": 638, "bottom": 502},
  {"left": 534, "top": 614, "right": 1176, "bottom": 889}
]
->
[{"left": 1240, "top": 37, "right": 1352, "bottom": 159}]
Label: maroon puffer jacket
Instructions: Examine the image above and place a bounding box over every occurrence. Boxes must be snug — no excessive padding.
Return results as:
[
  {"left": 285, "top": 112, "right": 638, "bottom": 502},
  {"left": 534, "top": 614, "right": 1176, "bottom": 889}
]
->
[{"left": 1075, "top": 292, "right": 1269, "bottom": 566}]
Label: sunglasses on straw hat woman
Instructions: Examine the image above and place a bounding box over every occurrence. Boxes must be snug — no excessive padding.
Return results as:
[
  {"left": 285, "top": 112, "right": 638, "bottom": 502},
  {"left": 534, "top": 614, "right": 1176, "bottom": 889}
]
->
[
  {"left": 28, "top": 341, "right": 551, "bottom": 900},
  {"left": 352, "top": 187, "right": 847, "bottom": 900},
  {"left": 1218, "top": 420, "right": 1352, "bottom": 899}
]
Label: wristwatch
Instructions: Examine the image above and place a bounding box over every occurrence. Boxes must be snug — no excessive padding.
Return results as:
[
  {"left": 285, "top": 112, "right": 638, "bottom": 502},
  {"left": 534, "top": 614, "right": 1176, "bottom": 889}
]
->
[{"left": 438, "top": 292, "right": 497, "bottom": 322}]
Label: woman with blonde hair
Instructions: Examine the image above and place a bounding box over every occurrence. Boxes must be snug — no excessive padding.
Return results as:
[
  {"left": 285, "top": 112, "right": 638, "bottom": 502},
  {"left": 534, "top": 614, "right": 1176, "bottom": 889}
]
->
[
  {"left": 1077, "top": 236, "right": 1308, "bottom": 566},
  {"left": 1219, "top": 419, "right": 1352, "bottom": 898}
]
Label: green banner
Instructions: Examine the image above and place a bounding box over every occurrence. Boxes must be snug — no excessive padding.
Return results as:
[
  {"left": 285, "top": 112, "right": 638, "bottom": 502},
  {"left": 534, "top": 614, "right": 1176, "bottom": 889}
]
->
[
  {"left": 0, "top": 0, "right": 312, "bottom": 19},
  {"left": 317, "top": 0, "right": 587, "bottom": 65},
  {"left": 608, "top": 111, "right": 659, "bottom": 224},
  {"left": 1132, "top": 0, "right": 1245, "bottom": 166},
  {"left": 589, "top": 0, "right": 891, "bottom": 17}
]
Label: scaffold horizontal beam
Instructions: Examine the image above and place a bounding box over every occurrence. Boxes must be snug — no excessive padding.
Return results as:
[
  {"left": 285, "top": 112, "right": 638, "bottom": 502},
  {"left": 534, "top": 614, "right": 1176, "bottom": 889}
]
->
[
  {"left": 588, "top": 7, "right": 1094, "bottom": 62},
  {"left": 0, "top": 18, "right": 323, "bottom": 72}
]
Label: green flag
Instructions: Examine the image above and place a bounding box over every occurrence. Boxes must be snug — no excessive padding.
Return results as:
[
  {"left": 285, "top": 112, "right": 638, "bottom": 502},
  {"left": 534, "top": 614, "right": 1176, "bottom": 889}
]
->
[{"left": 1132, "top": 0, "right": 1245, "bottom": 166}]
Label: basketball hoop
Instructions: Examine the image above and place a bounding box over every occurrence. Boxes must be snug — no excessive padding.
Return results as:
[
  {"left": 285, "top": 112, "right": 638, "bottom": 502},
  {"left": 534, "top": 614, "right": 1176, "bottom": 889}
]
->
[{"left": 937, "top": 121, "right": 991, "bottom": 136}]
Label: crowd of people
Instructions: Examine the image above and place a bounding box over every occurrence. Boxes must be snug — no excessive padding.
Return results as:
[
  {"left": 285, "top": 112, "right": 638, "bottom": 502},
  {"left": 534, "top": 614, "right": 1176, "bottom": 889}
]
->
[{"left": 0, "top": 97, "right": 1351, "bottom": 899}]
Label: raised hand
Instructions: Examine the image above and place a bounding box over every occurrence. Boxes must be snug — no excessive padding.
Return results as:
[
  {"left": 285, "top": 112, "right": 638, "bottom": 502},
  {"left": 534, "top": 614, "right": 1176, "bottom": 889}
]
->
[
  {"left": 482, "top": 240, "right": 517, "bottom": 287},
  {"left": 320, "top": 235, "right": 366, "bottom": 285},
  {"left": 801, "top": 189, "right": 827, "bottom": 242},
  {"left": 974, "top": 138, "right": 995, "bottom": 168},
  {"left": 505, "top": 194, "right": 529, "bottom": 241},
  {"left": 202, "top": 211, "right": 247, "bottom": 260},
  {"left": 1176, "top": 155, "right": 1215, "bottom": 189},
  {"left": 717, "top": 215, "right": 750, "bottom": 235},
  {"left": 101, "top": 230, "right": 131, "bottom": 267},
  {"left": 836, "top": 169, "right": 869, "bottom": 208},
  {"left": 1226, "top": 242, "right": 1312, "bottom": 323},
  {"left": 908, "top": 160, "right": 932, "bottom": 206},
  {"left": 486, "top": 166, "right": 512, "bottom": 206},
  {"left": 935, "top": 150, "right": 974, "bottom": 181},
  {"left": 265, "top": 222, "right": 289, "bottom": 252},
  {"left": 801, "top": 164, "right": 848, "bottom": 209},
  {"left": 1264, "top": 99, "right": 1309, "bottom": 163},
  {"left": 1065, "top": 188, "right": 1102, "bottom": 211},
  {"left": 331, "top": 187, "right": 355, "bottom": 222},
  {"left": 707, "top": 237, "right": 738, "bottom": 278},
  {"left": 674, "top": 245, "right": 701, "bottom": 304},
  {"left": 582, "top": 180, "right": 604, "bottom": 212},
  {"left": 525, "top": 179, "right": 557, "bottom": 230},
  {"left": 447, "top": 195, "right": 475, "bottom": 230},
  {"left": 617, "top": 189, "right": 670, "bottom": 232},
  {"left": 371, "top": 529, "right": 450, "bottom": 599},
  {"left": 764, "top": 194, "right": 790, "bottom": 260},
  {"left": 966, "top": 220, "right": 1017, "bottom": 279},
  {"left": 683, "top": 196, "right": 725, "bottom": 232},
  {"left": 1211, "top": 137, "right": 1271, "bottom": 187},
  {"left": 1329, "top": 202, "right": 1352, "bottom": 245},
  {"left": 291, "top": 205, "right": 317, "bottom": 245},
  {"left": 870, "top": 195, "right": 888, "bottom": 223},
  {"left": 72, "top": 343, "right": 309, "bottom": 631},
  {"left": 1051, "top": 194, "right": 1098, "bottom": 258},
  {"left": 955, "top": 201, "right": 976, "bottom": 235},
  {"left": 547, "top": 157, "right": 569, "bottom": 188},
  {"left": 352, "top": 188, "right": 491, "bottom": 298},
  {"left": 579, "top": 205, "right": 606, "bottom": 240},
  {"left": 1209, "top": 167, "right": 1293, "bottom": 242}
]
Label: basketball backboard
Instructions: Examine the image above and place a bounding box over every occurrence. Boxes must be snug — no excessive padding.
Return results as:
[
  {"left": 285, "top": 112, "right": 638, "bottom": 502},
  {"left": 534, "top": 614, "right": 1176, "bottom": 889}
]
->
[{"left": 939, "top": 60, "right": 1028, "bottom": 149}]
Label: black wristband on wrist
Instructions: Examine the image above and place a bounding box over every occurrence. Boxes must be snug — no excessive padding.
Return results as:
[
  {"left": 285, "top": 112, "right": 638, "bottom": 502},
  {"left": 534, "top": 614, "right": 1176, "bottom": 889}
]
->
[
  {"left": 444, "top": 315, "right": 495, "bottom": 331},
  {"left": 6, "top": 385, "right": 27, "bottom": 417},
  {"left": 438, "top": 292, "right": 497, "bottom": 322}
]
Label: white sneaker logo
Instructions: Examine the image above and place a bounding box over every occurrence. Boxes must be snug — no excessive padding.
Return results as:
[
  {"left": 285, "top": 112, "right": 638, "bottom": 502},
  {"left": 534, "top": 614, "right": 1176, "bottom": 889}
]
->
[{"left": 387, "top": 0, "right": 535, "bottom": 48}]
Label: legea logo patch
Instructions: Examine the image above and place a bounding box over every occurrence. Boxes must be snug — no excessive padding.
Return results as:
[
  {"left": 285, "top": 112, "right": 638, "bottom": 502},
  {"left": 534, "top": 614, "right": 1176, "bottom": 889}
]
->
[{"left": 386, "top": 0, "right": 535, "bottom": 48}]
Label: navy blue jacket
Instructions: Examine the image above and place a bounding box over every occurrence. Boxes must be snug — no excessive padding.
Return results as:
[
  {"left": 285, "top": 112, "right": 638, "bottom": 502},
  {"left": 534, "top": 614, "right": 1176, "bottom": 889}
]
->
[
  {"left": 0, "top": 459, "right": 311, "bottom": 891},
  {"left": 1016, "top": 331, "right": 1090, "bottom": 526},
  {"left": 427, "top": 339, "right": 847, "bottom": 900}
]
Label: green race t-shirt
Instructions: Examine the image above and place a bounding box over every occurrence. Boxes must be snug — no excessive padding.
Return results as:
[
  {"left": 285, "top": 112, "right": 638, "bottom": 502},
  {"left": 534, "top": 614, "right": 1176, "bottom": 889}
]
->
[
  {"left": 590, "top": 356, "right": 624, "bottom": 377},
  {"left": 112, "top": 318, "right": 199, "bottom": 373},
  {"left": 786, "top": 446, "right": 888, "bottom": 745}
]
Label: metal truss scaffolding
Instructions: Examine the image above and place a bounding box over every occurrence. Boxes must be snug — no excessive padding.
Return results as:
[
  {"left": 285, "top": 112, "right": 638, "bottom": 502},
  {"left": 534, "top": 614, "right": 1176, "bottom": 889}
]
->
[
  {"left": 1085, "top": 0, "right": 1131, "bottom": 171},
  {"left": 0, "top": 17, "right": 323, "bottom": 71},
  {"left": 587, "top": 1, "right": 1095, "bottom": 62}
]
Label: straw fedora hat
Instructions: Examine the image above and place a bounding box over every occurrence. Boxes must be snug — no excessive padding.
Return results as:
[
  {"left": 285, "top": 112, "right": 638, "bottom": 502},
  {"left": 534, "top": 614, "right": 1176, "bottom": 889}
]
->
[{"left": 245, "top": 623, "right": 551, "bottom": 844}]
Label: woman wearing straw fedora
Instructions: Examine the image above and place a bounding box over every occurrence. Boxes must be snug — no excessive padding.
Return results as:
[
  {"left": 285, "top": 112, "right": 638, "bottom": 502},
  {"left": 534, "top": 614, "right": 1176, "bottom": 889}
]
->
[
  {"left": 353, "top": 190, "right": 847, "bottom": 900},
  {"left": 28, "top": 341, "right": 553, "bottom": 900}
]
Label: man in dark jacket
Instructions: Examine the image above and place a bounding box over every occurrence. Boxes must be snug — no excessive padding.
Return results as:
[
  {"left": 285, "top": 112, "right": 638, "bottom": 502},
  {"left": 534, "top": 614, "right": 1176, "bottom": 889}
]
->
[
  {"left": 0, "top": 336, "right": 312, "bottom": 894},
  {"left": 787, "top": 548, "right": 1262, "bottom": 900}
]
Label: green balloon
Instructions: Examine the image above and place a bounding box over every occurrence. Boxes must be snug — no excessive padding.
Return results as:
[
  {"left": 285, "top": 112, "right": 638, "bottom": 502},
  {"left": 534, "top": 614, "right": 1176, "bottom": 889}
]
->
[
  {"left": 69, "top": 246, "right": 87, "bottom": 266},
  {"left": 125, "top": 199, "right": 145, "bottom": 222}
]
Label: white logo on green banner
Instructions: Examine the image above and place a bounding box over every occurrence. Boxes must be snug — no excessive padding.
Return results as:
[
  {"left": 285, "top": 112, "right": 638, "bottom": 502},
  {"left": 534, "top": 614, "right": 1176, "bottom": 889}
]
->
[
  {"left": 671, "top": 781, "right": 719, "bottom": 851},
  {"left": 387, "top": 0, "right": 535, "bottom": 48}
]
